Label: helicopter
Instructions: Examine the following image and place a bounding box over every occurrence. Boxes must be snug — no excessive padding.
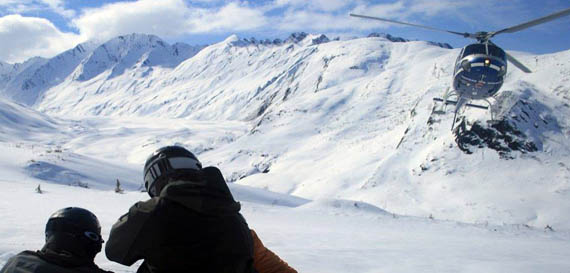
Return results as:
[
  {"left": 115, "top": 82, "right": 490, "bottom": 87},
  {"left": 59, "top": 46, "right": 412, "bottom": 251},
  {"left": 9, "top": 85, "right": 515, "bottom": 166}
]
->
[{"left": 350, "top": 7, "right": 570, "bottom": 130}]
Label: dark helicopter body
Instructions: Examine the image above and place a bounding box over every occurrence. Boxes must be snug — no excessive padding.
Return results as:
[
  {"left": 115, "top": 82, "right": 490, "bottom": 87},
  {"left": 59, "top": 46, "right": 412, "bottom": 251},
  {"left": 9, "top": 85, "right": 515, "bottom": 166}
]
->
[
  {"left": 453, "top": 43, "right": 507, "bottom": 100},
  {"left": 350, "top": 8, "right": 570, "bottom": 129}
]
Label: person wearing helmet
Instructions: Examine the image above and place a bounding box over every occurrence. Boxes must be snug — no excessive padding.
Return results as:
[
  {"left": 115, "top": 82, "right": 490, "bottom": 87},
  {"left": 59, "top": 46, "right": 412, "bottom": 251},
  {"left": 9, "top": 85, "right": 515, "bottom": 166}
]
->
[
  {"left": 0, "top": 207, "right": 113, "bottom": 273},
  {"left": 105, "top": 146, "right": 296, "bottom": 273}
]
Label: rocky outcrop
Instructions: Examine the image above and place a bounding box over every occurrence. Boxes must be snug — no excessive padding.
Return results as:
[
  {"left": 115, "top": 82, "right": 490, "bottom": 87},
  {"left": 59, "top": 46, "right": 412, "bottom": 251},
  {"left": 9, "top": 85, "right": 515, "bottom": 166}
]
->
[{"left": 454, "top": 90, "right": 560, "bottom": 159}]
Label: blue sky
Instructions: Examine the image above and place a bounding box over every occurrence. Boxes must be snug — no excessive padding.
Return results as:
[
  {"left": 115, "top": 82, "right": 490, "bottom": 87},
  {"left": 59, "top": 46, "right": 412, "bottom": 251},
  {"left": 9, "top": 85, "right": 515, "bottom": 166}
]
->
[{"left": 0, "top": 0, "right": 569, "bottom": 63}]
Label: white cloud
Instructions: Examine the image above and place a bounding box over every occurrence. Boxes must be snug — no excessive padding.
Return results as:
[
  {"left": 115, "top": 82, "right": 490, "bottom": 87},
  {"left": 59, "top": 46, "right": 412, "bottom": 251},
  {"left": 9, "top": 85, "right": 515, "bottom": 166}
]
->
[
  {"left": 72, "top": 0, "right": 191, "bottom": 42},
  {"left": 350, "top": 0, "right": 478, "bottom": 21},
  {"left": 0, "top": 0, "right": 270, "bottom": 62},
  {"left": 1, "top": 1, "right": 41, "bottom": 14},
  {"left": 39, "top": 0, "right": 75, "bottom": 18},
  {"left": 276, "top": 10, "right": 354, "bottom": 32},
  {"left": 2, "top": 0, "right": 551, "bottom": 63},
  {"left": 0, "top": 14, "right": 80, "bottom": 63},
  {"left": 0, "top": 0, "right": 25, "bottom": 5},
  {"left": 188, "top": 2, "right": 267, "bottom": 33},
  {"left": 351, "top": 1, "right": 407, "bottom": 19},
  {"left": 72, "top": 0, "right": 267, "bottom": 41},
  {"left": 0, "top": 0, "right": 75, "bottom": 18},
  {"left": 346, "top": 0, "right": 504, "bottom": 33},
  {"left": 273, "top": 0, "right": 350, "bottom": 12}
]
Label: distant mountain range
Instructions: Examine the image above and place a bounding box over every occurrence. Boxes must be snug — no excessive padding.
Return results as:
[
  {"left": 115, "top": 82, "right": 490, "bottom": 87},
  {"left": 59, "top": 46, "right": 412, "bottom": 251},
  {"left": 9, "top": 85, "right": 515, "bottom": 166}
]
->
[
  {"left": 0, "top": 34, "right": 204, "bottom": 105},
  {"left": 0, "top": 32, "right": 451, "bottom": 107},
  {"left": 1, "top": 31, "right": 569, "bottom": 229}
]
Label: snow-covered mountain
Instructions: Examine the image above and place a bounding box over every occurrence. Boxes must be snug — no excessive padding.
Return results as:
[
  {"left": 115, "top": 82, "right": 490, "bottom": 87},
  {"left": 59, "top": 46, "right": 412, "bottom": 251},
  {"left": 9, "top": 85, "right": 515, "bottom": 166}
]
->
[
  {"left": 72, "top": 34, "right": 203, "bottom": 82},
  {"left": 0, "top": 34, "right": 204, "bottom": 106},
  {"left": 0, "top": 57, "right": 48, "bottom": 103},
  {"left": 1, "top": 32, "right": 569, "bottom": 231}
]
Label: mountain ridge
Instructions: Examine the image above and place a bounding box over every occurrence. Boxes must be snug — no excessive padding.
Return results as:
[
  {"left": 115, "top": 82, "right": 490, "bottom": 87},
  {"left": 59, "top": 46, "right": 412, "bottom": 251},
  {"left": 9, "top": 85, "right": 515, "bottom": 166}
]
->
[
  {"left": 0, "top": 32, "right": 569, "bottom": 229},
  {"left": 0, "top": 32, "right": 451, "bottom": 108},
  {"left": 0, "top": 33, "right": 205, "bottom": 106}
]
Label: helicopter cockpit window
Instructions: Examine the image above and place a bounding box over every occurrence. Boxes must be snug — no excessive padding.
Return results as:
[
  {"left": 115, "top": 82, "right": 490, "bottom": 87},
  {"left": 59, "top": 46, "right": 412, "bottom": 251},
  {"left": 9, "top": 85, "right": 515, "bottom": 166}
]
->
[
  {"left": 462, "top": 44, "right": 486, "bottom": 57},
  {"left": 487, "top": 45, "right": 506, "bottom": 60}
]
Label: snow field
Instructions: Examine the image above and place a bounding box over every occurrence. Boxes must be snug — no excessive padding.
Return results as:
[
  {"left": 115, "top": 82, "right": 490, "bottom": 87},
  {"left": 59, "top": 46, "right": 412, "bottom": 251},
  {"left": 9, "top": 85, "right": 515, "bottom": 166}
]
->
[
  {"left": 1, "top": 175, "right": 569, "bottom": 273},
  {"left": 1, "top": 33, "right": 570, "bottom": 272}
]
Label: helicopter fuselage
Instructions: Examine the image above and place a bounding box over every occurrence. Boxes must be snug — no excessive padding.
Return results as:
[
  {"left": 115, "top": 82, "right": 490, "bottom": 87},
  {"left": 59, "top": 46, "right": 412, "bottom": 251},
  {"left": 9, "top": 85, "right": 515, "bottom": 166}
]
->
[
  {"left": 452, "top": 43, "right": 507, "bottom": 100},
  {"left": 350, "top": 7, "right": 570, "bottom": 130}
]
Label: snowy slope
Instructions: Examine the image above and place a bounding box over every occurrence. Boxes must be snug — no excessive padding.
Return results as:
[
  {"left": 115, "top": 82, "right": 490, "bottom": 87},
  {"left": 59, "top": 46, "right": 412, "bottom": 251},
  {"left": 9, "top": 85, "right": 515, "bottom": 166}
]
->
[
  {"left": 0, "top": 99, "right": 58, "bottom": 142},
  {"left": 0, "top": 136, "right": 569, "bottom": 273},
  {"left": 0, "top": 34, "right": 203, "bottom": 106},
  {"left": 0, "top": 61, "right": 11, "bottom": 78},
  {"left": 72, "top": 34, "right": 203, "bottom": 82},
  {"left": 0, "top": 43, "right": 95, "bottom": 105},
  {"left": 1, "top": 32, "right": 570, "bottom": 232},
  {"left": 0, "top": 57, "right": 48, "bottom": 102},
  {"left": 0, "top": 99, "right": 142, "bottom": 189},
  {"left": 0, "top": 29, "right": 570, "bottom": 271}
]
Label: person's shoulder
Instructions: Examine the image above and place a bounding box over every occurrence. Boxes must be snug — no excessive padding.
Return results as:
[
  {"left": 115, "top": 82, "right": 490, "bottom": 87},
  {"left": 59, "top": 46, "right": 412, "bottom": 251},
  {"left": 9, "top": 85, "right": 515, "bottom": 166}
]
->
[
  {"left": 1, "top": 250, "right": 54, "bottom": 273},
  {"left": 7, "top": 250, "right": 42, "bottom": 262},
  {"left": 131, "top": 197, "right": 160, "bottom": 213},
  {"left": 15, "top": 250, "right": 39, "bottom": 256},
  {"left": 2, "top": 250, "right": 113, "bottom": 273}
]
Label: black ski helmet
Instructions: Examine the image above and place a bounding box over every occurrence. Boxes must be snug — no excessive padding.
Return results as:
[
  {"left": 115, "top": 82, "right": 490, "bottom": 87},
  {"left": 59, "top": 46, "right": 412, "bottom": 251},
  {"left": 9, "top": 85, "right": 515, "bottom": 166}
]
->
[
  {"left": 144, "top": 146, "right": 202, "bottom": 197},
  {"left": 45, "top": 207, "right": 102, "bottom": 243}
]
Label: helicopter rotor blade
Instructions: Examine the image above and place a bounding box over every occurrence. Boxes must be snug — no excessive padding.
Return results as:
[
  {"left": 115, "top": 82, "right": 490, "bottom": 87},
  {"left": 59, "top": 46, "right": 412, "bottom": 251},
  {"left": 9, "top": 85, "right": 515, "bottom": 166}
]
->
[
  {"left": 506, "top": 51, "right": 532, "bottom": 73},
  {"left": 490, "top": 7, "right": 570, "bottom": 37},
  {"left": 349, "top": 13, "right": 473, "bottom": 38},
  {"left": 488, "top": 40, "right": 532, "bottom": 73}
]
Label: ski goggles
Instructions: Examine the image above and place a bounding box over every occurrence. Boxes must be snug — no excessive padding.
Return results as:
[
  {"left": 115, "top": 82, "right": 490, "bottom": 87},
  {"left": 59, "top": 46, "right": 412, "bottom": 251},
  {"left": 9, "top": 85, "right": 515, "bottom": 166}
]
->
[
  {"left": 144, "top": 156, "right": 202, "bottom": 196},
  {"left": 84, "top": 231, "right": 103, "bottom": 243}
]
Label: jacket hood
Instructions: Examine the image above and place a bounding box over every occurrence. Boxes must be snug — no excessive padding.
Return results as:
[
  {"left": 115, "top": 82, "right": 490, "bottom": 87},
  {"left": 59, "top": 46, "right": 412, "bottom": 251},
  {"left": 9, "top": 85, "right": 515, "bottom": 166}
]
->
[{"left": 159, "top": 166, "right": 241, "bottom": 215}]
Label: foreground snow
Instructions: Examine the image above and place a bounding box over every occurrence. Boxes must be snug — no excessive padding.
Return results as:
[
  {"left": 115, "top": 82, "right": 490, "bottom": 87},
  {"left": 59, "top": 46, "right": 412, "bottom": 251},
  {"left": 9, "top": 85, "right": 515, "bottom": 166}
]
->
[
  {"left": 1, "top": 175, "right": 569, "bottom": 273},
  {"left": 1, "top": 142, "right": 569, "bottom": 273}
]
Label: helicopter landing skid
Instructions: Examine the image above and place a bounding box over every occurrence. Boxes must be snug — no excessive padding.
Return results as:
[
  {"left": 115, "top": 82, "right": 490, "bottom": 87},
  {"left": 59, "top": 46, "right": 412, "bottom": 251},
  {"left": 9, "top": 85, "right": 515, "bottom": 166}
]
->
[
  {"left": 432, "top": 89, "right": 493, "bottom": 131},
  {"left": 433, "top": 98, "right": 489, "bottom": 110},
  {"left": 432, "top": 88, "right": 458, "bottom": 114}
]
